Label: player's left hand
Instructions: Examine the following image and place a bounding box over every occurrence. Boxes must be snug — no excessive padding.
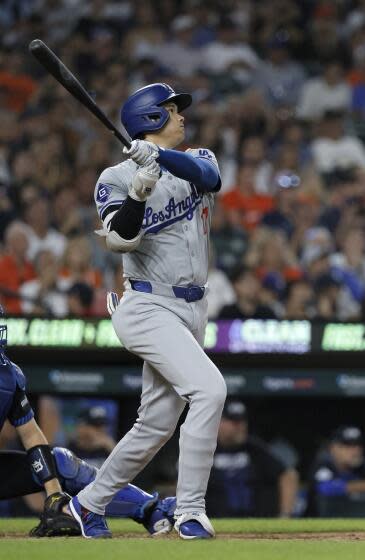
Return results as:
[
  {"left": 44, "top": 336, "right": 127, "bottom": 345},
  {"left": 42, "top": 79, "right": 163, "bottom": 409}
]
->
[
  {"left": 129, "top": 160, "right": 161, "bottom": 201},
  {"left": 123, "top": 139, "right": 159, "bottom": 166},
  {"left": 29, "top": 492, "right": 81, "bottom": 537}
]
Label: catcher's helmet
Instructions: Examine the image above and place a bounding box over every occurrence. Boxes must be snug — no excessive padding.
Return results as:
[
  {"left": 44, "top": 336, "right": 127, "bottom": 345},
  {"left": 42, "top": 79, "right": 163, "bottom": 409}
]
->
[{"left": 121, "top": 83, "right": 192, "bottom": 140}]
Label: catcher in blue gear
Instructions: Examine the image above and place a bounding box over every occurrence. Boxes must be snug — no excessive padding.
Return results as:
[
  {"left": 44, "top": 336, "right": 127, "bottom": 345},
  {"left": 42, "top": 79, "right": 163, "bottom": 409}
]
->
[
  {"left": 0, "top": 306, "right": 80, "bottom": 536},
  {"left": 0, "top": 308, "right": 176, "bottom": 536},
  {"left": 0, "top": 446, "right": 176, "bottom": 536}
]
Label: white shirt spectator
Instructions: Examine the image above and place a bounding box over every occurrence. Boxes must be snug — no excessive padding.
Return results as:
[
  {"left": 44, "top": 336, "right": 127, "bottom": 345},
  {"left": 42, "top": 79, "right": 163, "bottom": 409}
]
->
[
  {"left": 20, "top": 277, "right": 70, "bottom": 317},
  {"left": 27, "top": 228, "right": 67, "bottom": 261},
  {"left": 153, "top": 41, "right": 202, "bottom": 77},
  {"left": 207, "top": 268, "right": 236, "bottom": 319},
  {"left": 201, "top": 42, "right": 258, "bottom": 75},
  {"left": 311, "top": 136, "right": 365, "bottom": 173},
  {"left": 297, "top": 78, "right": 351, "bottom": 120}
]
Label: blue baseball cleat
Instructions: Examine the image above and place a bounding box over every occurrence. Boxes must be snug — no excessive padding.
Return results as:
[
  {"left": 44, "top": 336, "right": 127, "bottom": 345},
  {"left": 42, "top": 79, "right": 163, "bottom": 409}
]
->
[
  {"left": 69, "top": 496, "right": 111, "bottom": 539},
  {"left": 175, "top": 512, "right": 215, "bottom": 540}
]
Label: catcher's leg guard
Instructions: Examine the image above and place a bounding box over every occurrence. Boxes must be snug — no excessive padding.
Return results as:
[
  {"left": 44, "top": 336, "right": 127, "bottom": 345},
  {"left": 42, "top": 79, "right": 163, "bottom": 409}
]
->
[
  {"left": 106, "top": 485, "right": 176, "bottom": 535},
  {"left": 53, "top": 447, "right": 97, "bottom": 495},
  {"left": 106, "top": 484, "right": 157, "bottom": 518}
]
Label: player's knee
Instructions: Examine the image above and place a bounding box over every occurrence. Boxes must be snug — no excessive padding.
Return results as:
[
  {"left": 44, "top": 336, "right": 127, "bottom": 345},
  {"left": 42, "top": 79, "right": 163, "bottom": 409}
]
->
[{"left": 203, "top": 376, "right": 227, "bottom": 409}]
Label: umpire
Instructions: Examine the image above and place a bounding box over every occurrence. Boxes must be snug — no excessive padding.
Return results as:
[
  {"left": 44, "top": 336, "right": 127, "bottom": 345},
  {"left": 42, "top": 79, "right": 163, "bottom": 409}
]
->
[{"left": 206, "top": 400, "right": 298, "bottom": 518}]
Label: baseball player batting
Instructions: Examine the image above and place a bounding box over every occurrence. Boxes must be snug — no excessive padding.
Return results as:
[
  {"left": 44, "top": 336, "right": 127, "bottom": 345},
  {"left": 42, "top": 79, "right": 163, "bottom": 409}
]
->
[{"left": 66, "top": 82, "right": 227, "bottom": 540}]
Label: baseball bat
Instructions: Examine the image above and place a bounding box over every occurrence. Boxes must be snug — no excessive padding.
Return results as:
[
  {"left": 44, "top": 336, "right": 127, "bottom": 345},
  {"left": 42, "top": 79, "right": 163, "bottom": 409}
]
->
[{"left": 29, "top": 39, "right": 131, "bottom": 149}]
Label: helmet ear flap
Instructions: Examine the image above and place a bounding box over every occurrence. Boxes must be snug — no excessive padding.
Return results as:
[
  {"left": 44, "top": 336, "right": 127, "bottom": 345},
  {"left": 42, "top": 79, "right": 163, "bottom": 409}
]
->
[{"left": 131, "top": 106, "right": 170, "bottom": 139}]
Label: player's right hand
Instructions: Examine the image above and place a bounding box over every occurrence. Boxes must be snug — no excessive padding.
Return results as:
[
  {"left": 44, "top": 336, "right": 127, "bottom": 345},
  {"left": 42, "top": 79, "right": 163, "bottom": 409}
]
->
[
  {"left": 123, "top": 139, "right": 159, "bottom": 167},
  {"left": 129, "top": 161, "right": 161, "bottom": 201}
]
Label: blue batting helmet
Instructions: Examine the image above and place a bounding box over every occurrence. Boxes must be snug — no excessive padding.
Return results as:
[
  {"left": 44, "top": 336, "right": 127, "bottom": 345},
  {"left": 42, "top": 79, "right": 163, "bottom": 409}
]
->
[{"left": 121, "top": 83, "right": 192, "bottom": 140}]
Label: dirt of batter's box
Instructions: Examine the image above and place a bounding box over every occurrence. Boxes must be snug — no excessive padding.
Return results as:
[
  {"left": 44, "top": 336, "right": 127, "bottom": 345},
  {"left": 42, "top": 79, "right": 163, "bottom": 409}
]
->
[
  {"left": 3, "top": 531, "right": 365, "bottom": 541},
  {"left": 219, "top": 532, "right": 365, "bottom": 541}
]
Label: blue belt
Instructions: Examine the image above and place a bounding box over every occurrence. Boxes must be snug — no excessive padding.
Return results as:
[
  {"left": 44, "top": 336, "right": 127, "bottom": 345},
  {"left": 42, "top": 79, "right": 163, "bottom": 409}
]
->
[{"left": 130, "top": 280, "right": 205, "bottom": 303}]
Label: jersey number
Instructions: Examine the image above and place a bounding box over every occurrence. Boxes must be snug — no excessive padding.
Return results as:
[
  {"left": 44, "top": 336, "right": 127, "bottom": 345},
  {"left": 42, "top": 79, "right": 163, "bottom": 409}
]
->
[{"left": 201, "top": 206, "right": 209, "bottom": 234}]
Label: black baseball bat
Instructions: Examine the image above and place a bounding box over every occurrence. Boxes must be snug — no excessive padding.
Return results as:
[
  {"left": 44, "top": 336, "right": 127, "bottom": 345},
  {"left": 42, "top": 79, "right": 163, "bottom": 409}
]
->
[{"left": 29, "top": 39, "right": 131, "bottom": 149}]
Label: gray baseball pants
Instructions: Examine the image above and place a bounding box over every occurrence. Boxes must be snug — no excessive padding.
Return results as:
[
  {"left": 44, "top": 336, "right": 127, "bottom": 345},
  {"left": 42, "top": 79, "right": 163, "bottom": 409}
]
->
[{"left": 77, "top": 289, "right": 227, "bottom": 515}]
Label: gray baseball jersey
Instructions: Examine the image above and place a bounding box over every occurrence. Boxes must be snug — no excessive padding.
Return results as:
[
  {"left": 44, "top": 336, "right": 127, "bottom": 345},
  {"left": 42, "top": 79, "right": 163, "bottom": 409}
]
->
[
  {"left": 94, "top": 149, "right": 218, "bottom": 286},
  {"left": 78, "top": 148, "right": 227, "bottom": 519}
]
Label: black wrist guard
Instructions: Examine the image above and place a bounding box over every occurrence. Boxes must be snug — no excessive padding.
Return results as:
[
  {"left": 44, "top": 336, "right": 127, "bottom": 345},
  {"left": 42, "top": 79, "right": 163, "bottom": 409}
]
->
[{"left": 27, "top": 445, "right": 58, "bottom": 484}]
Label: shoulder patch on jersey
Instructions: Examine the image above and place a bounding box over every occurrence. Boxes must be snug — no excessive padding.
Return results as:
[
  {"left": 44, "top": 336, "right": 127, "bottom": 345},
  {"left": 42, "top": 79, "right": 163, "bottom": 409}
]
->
[
  {"left": 198, "top": 149, "right": 213, "bottom": 159},
  {"left": 96, "top": 183, "right": 112, "bottom": 203}
]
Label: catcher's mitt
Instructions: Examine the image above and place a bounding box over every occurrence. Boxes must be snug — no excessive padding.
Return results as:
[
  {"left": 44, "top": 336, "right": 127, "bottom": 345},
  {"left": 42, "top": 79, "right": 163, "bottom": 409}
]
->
[{"left": 30, "top": 492, "right": 81, "bottom": 537}]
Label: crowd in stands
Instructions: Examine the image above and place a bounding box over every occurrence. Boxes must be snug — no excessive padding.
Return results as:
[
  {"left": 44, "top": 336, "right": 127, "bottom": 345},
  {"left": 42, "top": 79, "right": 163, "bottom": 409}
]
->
[{"left": 2, "top": 0, "right": 365, "bottom": 321}]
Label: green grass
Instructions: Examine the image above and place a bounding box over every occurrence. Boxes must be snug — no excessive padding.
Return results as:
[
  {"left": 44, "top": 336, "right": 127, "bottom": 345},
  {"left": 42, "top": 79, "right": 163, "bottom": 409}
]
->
[{"left": 2, "top": 518, "right": 365, "bottom": 560}]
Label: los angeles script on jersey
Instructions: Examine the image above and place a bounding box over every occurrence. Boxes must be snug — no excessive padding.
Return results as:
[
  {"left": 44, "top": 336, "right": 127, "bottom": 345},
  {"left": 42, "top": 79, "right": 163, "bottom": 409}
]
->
[{"left": 142, "top": 183, "right": 203, "bottom": 234}]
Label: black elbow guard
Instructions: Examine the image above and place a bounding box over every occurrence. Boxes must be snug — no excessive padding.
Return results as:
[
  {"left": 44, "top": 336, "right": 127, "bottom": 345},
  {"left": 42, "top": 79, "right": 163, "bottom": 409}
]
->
[
  {"left": 110, "top": 195, "right": 146, "bottom": 240},
  {"left": 27, "top": 445, "right": 58, "bottom": 484}
]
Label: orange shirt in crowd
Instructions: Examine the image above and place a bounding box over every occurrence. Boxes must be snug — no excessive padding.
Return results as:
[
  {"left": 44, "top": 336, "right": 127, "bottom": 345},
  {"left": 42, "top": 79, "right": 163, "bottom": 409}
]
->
[
  {"left": 221, "top": 189, "right": 275, "bottom": 231},
  {"left": 256, "top": 265, "right": 303, "bottom": 283},
  {"left": 0, "top": 254, "right": 36, "bottom": 314},
  {"left": 0, "top": 72, "right": 38, "bottom": 112},
  {"left": 347, "top": 69, "right": 365, "bottom": 87}
]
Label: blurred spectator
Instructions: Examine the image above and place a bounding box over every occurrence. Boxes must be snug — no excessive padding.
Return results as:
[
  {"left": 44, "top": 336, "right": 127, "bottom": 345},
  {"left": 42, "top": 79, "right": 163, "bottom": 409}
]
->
[
  {"left": 221, "top": 164, "right": 274, "bottom": 232},
  {"left": 245, "top": 227, "right": 301, "bottom": 285},
  {"left": 297, "top": 61, "right": 351, "bottom": 121},
  {"left": 52, "top": 187, "right": 82, "bottom": 237},
  {"left": 313, "top": 273, "right": 342, "bottom": 321},
  {"left": 283, "top": 279, "right": 314, "bottom": 320},
  {"left": 210, "top": 200, "right": 248, "bottom": 276},
  {"left": 207, "top": 248, "right": 236, "bottom": 320},
  {"left": 201, "top": 19, "right": 258, "bottom": 78},
  {"left": 0, "top": 51, "right": 37, "bottom": 112},
  {"left": 0, "top": 221, "right": 36, "bottom": 314},
  {"left": 307, "top": 426, "right": 365, "bottom": 517},
  {"left": 308, "top": 4, "right": 345, "bottom": 63},
  {"left": 239, "top": 135, "right": 273, "bottom": 194},
  {"left": 60, "top": 236, "right": 103, "bottom": 290},
  {"left": 67, "top": 406, "right": 116, "bottom": 468},
  {"left": 255, "top": 33, "right": 306, "bottom": 108},
  {"left": 219, "top": 266, "right": 277, "bottom": 320},
  {"left": 351, "top": 50, "right": 365, "bottom": 126},
  {"left": 311, "top": 110, "right": 365, "bottom": 178},
  {"left": 122, "top": 3, "right": 164, "bottom": 62},
  {"left": 23, "top": 196, "right": 66, "bottom": 261},
  {"left": 0, "top": 183, "right": 15, "bottom": 239},
  {"left": 67, "top": 282, "right": 94, "bottom": 317},
  {"left": 206, "top": 400, "right": 298, "bottom": 518},
  {"left": 329, "top": 226, "right": 365, "bottom": 318},
  {"left": 20, "top": 249, "right": 69, "bottom": 317},
  {"left": 153, "top": 15, "right": 202, "bottom": 78},
  {"left": 261, "top": 186, "right": 300, "bottom": 239}
]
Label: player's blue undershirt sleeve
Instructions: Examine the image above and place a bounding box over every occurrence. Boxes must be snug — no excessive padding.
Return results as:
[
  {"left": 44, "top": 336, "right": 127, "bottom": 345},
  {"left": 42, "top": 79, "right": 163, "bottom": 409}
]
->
[
  {"left": 316, "top": 479, "right": 347, "bottom": 497},
  {"left": 157, "top": 149, "right": 221, "bottom": 192}
]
